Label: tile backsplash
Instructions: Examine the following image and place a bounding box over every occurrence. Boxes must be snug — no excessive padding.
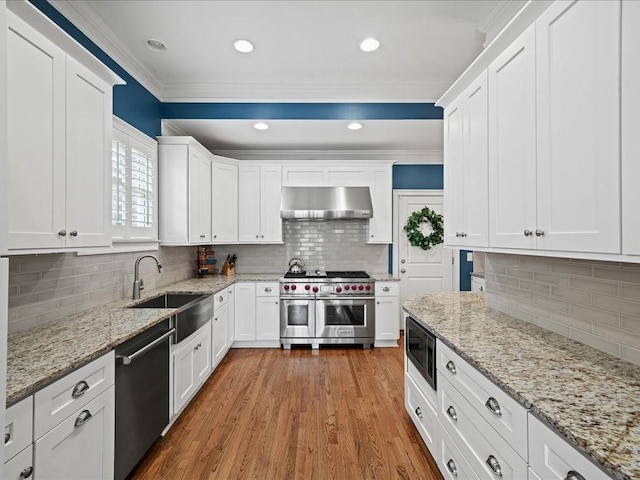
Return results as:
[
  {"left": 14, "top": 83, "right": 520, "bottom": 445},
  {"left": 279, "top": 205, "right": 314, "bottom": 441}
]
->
[
  {"left": 7, "top": 219, "right": 387, "bottom": 333},
  {"left": 485, "top": 253, "right": 640, "bottom": 366}
]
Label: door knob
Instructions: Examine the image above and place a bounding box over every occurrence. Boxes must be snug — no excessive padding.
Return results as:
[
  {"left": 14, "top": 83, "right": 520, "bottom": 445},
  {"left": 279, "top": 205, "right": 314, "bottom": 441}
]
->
[
  {"left": 401, "top": 269, "right": 406, "bottom": 274},
  {"left": 400, "top": 259, "right": 406, "bottom": 264}
]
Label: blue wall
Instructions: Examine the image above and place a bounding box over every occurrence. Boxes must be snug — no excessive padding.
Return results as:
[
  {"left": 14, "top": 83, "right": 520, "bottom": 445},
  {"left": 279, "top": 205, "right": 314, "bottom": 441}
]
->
[
  {"left": 459, "top": 250, "right": 473, "bottom": 291},
  {"left": 28, "top": 0, "right": 162, "bottom": 138},
  {"left": 393, "top": 164, "right": 444, "bottom": 190}
]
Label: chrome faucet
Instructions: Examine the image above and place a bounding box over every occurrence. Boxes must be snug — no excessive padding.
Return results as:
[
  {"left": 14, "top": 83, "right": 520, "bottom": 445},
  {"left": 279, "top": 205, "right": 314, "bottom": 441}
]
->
[{"left": 132, "top": 254, "right": 163, "bottom": 300}]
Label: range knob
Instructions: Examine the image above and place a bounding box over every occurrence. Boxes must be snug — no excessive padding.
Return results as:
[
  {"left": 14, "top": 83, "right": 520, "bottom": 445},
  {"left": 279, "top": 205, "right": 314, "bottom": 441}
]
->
[
  {"left": 305, "top": 284, "right": 310, "bottom": 291},
  {"left": 313, "top": 286, "right": 319, "bottom": 293},
  {"left": 291, "top": 285, "right": 297, "bottom": 291},
  {"left": 284, "top": 284, "right": 290, "bottom": 291},
  {"left": 365, "top": 285, "right": 371, "bottom": 291},
  {"left": 358, "top": 285, "right": 364, "bottom": 291},
  {"left": 336, "top": 286, "right": 342, "bottom": 293},
  {"left": 351, "top": 284, "right": 357, "bottom": 290},
  {"left": 344, "top": 285, "right": 350, "bottom": 290}
]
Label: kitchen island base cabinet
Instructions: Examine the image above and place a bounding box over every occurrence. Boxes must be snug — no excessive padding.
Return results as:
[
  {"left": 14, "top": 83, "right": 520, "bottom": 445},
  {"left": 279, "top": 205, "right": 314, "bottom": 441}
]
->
[
  {"left": 438, "top": 427, "right": 480, "bottom": 480},
  {"left": 4, "top": 445, "right": 33, "bottom": 480},
  {"left": 35, "top": 387, "right": 114, "bottom": 480},
  {"left": 173, "top": 321, "right": 211, "bottom": 416}
]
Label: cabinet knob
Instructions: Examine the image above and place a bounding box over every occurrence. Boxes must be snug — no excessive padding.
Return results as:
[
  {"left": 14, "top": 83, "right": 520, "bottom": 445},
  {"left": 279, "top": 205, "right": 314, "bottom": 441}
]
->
[
  {"left": 535, "top": 229, "right": 545, "bottom": 237},
  {"left": 72, "top": 380, "right": 90, "bottom": 398},
  {"left": 485, "top": 397, "right": 502, "bottom": 416},
  {"left": 446, "top": 360, "right": 457, "bottom": 374},
  {"left": 214, "top": 235, "right": 217, "bottom": 239},
  {"left": 4, "top": 432, "right": 10, "bottom": 444},
  {"left": 20, "top": 466, "right": 33, "bottom": 479},
  {"left": 261, "top": 235, "right": 264, "bottom": 238},
  {"left": 486, "top": 455, "right": 503, "bottom": 477},
  {"left": 523, "top": 229, "right": 533, "bottom": 237},
  {"left": 265, "top": 287, "right": 272, "bottom": 293},
  {"left": 565, "top": 471, "right": 586, "bottom": 480},
  {"left": 446, "top": 405, "right": 458, "bottom": 421},
  {"left": 414, "top": 406, "right": 423, "bottom": 419},
  {"left": 446, "top": 459, "right": 458, "bottom": 477},
  {"left": 256, "top": 235, "right": 259, "bottom": 239},
  {"left": 69, "top": 230, "right": 78, "bottom": 237},
  {"left": 382, "top": 287, "right": 390, "bottom": 292},
  {"left": 74, "top": 410, "right": 93, "bottom": 428},
  {"left": 377, "top": 301, "right": 380, "bottom": 305},
  {"left": 58, "top": 230, "right": 67, "bottom": 237},
  {"left": 371, "top": 234, "right": 374, "bottom": 237},
  {"left": 214, "top": 317, "right": 218, "bottom": 322}
]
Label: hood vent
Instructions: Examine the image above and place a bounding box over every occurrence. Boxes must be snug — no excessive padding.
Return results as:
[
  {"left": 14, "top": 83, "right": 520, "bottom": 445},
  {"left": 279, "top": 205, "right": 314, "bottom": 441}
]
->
[{"left": 280, "top": 186, "right": 373, "bottom": 220}]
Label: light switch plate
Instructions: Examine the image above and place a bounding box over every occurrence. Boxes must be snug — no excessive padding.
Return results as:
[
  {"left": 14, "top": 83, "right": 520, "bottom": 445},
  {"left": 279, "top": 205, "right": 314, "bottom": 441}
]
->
[{"left": 466, "top": 252, "right": 473, "bottom": 262}]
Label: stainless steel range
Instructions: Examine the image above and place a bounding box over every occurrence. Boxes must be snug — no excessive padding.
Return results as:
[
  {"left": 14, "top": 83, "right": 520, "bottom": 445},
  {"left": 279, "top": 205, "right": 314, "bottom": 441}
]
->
[{"left": 280, "top": 270, "right": 375, "bottom": 348}]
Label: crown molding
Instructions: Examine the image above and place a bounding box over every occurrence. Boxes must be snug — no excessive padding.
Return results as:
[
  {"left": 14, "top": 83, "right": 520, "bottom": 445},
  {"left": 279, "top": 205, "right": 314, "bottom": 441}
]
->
[
  {"left": 209, "top": 149, "right": 442, "bottom": 163},
  {"left": 49, "top": 0, "right": 163, "bottom": 98},
  {"left": 478, "top": 0, "right": 527, "bottom": 48},
  {"left": 161, "top": 82, "right": 452, "bottom": 103}
]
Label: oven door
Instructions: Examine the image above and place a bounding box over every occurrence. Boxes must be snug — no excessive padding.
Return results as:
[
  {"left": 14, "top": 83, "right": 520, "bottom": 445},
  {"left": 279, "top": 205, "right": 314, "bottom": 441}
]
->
[
  {"left": 280, "top": 297, "right": 315, "bottom": 338},
  {"left": 316, "top": 297, "right": 375, "bottom": 340}
]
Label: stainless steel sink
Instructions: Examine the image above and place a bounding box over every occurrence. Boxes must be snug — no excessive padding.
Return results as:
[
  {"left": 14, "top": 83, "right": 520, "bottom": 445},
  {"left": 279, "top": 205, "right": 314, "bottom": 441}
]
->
[
  {"left": 130, "top": 293, "right": 207, "bottom": 310},
  {"left": 130, "top": 293, "right": 213, "bottom": 344}
]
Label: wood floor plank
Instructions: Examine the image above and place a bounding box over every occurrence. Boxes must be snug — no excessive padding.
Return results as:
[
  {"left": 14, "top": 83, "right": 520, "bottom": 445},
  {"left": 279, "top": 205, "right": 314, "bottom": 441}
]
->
[{"left": 131, "top": 337, "right": 442, "bottom": 480}]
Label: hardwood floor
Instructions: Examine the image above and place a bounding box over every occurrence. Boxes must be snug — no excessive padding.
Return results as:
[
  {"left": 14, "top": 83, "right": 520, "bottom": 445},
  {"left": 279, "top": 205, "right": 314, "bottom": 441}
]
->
[{"left": 131, "top": 338, "right": 442, "bottom": 480}]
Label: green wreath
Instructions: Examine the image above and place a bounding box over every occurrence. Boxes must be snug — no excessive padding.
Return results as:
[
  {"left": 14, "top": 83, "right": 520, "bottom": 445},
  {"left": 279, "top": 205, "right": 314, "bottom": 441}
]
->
[{"left": 404, "top": 207, "right": 444, "bottom": 250}]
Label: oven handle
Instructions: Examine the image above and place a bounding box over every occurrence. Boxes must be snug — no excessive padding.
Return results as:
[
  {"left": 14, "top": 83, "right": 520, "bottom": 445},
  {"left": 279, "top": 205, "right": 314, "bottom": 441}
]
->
[
  {"left": 316, "top": 296, "right": 376, "bottom": 301},
  {"left": 280, "top": 296, "right": 315, "bottom": 301}
]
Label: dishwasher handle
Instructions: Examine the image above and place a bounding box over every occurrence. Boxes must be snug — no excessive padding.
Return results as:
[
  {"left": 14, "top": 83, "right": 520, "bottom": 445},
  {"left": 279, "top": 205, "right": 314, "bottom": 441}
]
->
[{"left": 117, "top": 328, "right": 175, "bottom": 365}]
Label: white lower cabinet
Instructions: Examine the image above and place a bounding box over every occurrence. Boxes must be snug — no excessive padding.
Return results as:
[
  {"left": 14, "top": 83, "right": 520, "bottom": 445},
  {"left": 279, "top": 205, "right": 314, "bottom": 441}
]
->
[
  {"left": 528, "top": 414, "right": 610, "bottom": 480},
  {"left": 375, "top": 282, "right": 399, "bottom": 346},
  {"left": 34, "top": 387, "right": 114, "bottom": 480},
  {"left": 172, "top": 321, "right": 211, "bottom": 415},
  {"left": 227, "top": 286, "right": 235, "bottom": 347},
  {"left": 4, "top": 396, "right": 34, "bottom": 479},
  {"left": 438, "top": 426, "right": 480, "bottom": 480},
  {"left": 4, "top": 445, "right": 33, "bottom": 480},
  {"left": 233, "top": 282, "right": 280, "bottom": 347},
  {"left": 212, "top": 289, "right": 230, "bottom": 368},
  {"left": 405, "top": 371, "right": 438, "bottom": 454}
]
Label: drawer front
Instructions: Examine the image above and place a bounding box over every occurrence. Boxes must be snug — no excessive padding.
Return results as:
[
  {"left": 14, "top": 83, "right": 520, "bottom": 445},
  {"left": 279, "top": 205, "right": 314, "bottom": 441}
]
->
[
  {"left": 528, "top": 414, "right": 611, "bottom": 480},
  {"left": 375, "top": 282, "right": 398, "bottom": 296},
  {"left": 34, "top": 351, "right": 114, "bottom": 439},
  {"left": 405, "top": 374, "right": 438, "bottom": 454},
  {"left": 5, "top": 396, "right": 33, "bottom": 462},
  {"left": 3, "top": 445, "right": 33, "bottom": 480},
  {"left": 256, "top": 282, "right": 279, "bottom": 297},
  {"left": 436, "top": 340, "right": 528, "bottom": 458},
  {"left": 214, "top": 288, "right": 229, "bottom": 309},
  {"left": 438, "top": 375, "right": 528, "bottom": 480},
  {"left": 406, "top": 361, "right": 438, "bottom": 410},
  {"left": 438, "top": 424, "right": 481, "bottom": 480}
]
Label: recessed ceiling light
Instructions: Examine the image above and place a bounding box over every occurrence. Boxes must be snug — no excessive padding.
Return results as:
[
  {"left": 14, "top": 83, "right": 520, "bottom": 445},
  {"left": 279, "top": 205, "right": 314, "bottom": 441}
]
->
[
  {"left": 145, "top": 38, "right": 167, "bottom": 52},
  {"left": 254, "top": 122, "right": 269, "bottom": 130},
  {"left": 234, "top": 39, "right": 254, "bottom": 53},
  {"left": 360, "top": 38, "right": 380, "bottom": 52},
  {"left": 348, "top": 122, "right": 363, "bottom": 130}
]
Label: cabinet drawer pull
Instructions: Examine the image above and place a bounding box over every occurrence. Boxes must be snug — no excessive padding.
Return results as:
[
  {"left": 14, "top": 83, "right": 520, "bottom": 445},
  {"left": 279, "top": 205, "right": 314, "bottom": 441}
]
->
[
  {"left": 382, "top": 287, "right": 390, "bottom": 292},
  {"left": 446, "top": 459, "right": 458, "bottom": 477},
  {"left": 4, "top": 432, "right": 10, "bottom": 444},
  {"left": 20, "top": 466, "right": 33, "bottom": 478},
  {"left": 446, "top": 360, "right": 457, "bottom": 374},
  {"left": 446, "top": 405, "right": 458, "bottom": 421},
  {"left": 486, "top": 455, "right": 503, "bottom": 477},
  {"left": 74, "top": 410, "right": 93, "bottom": 428},
  {"left": 565, "top": 471, "right": 586, "bottom": 480},
  {"left": 265, "top": 287, "right": 272, "bottom": 293},
  {"left": 485, "top": 397, "right": 502, "bottom": 416},
  {"left": 219, "top": 296, "right": 224, "bottom": 302},
  {"left": 72, "top": 380, "right": 90, "bottom": 398},
  {"left": 414, "top": 406, "right": 423, "bottom": 419}
]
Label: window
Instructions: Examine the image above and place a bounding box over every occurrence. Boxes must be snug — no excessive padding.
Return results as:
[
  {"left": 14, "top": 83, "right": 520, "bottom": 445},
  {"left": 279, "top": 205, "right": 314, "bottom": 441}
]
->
[{"left": 112, "top": 117, "right": 158, "bottom": 242}]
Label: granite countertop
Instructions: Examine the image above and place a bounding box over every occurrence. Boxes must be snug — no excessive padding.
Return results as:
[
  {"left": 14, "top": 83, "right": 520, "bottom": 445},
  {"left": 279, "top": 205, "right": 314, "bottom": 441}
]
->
[
  {"left": 404, "top": 292, "right": 640, "bottom": 480},
  {"left": 6, "top": 274, "right": 265, "bottom": 405},
  {"left": 369, "top": 273, "right": 400, "bottom": 281}
]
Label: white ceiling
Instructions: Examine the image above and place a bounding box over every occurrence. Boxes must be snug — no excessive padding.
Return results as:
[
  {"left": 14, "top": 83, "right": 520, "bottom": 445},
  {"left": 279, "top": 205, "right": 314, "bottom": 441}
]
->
[{"left": 52, "top": 0, "right": 525, "bottom": 155}]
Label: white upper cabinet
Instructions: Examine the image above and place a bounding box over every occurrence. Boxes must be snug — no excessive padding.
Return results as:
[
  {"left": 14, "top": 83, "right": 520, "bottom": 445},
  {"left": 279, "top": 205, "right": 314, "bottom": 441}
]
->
[
  {"left": 238, "top": 165, "right": 282, "bottom": 243},
  {"left": 622, "top": 0, "right": 640, "bottom": 256},
  {"left": 6, "top": 11, "right": 117, "bottom": 251},
  {"left": 211, "top": 158, "right": 238, "bottom": 244},
  {"left": 368, "top": 166, "right": 393, "bottom": 243},
  {"left": 535, "top": 0, "right": 620, "bottom": 254},
  {"left": 444, "top": 71, "right": 489, "bottom": 248},
  {"left": 488, "top": 24, "right": 538, "bottom": 250},
  {"left": 158, "top": 137, "right": 213, "bottom": 245}
]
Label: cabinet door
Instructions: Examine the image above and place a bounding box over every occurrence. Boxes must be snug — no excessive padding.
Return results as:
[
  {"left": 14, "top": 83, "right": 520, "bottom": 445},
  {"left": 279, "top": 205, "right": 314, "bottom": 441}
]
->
[
  {"left": 212, "top": 161, "right": 238, "bottom": 243},
  {"left": 35, "top": 387, "right": 114, "bottom": 480},
  {"left": 193, "top": 327, "right": 211, "bottom": 388},
  {"left": 188, "top": 150, "right": 212, "bottom": 244},
  {"left": 260, "top": 166, "right": 283, "bottom": 242},
  {"left": 375, "top": 296, "right": 399, "bottom": 341},
  {"left": 65, "top": 56, "right": 112, "bottom": 248},
  {"left": 213, "top": 301, "right": 229, "bottom": 367},
  {"left": 443, "top": 97, "right": 466, "bottom": 247},
  {"left": 6, "top": 13, "right": 66, "bottom": 250},
  {"left": 228, "top": 287, "right": 235, "bottom": 345},
  {"left": 281, "top": 167, "right": 326, "bottom": 186},
  {"left": 238, "top": 166, "right": 261, "bottom": 242},
  {"left": 234, "top": 282, "right": 256, "bottom": 341},
  {"left": 536, "top": 0, "right": 620, "bottom": 253},
  {"left": 173, "top": 339, "right": 195, "bottom": 414},
  {"left": 463, "top": 71, "right": 489, "bottom": 247},
  {"left": 488, "top": 25, "right": 537, "bottom": 249},
  {"left": 256, "top": 296, "right": 280, "bottom": 341},
  {"left": 368, "top": 166, "right": 392, "bottom": 243},
  {"left": 623, "top": 0, "right": 640, "bottom": 255},
  {"left": 4, "top": 445, "right": 33, "bottom": 480},
  {"left": 327, "top": 167, "right": 369, "bottom": 186}
]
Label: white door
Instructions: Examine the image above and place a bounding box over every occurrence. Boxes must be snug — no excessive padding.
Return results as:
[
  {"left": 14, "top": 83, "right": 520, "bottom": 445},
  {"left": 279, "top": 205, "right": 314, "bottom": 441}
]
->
[{"left": 396, "top": 193, "right": 454, "bottom": 327}]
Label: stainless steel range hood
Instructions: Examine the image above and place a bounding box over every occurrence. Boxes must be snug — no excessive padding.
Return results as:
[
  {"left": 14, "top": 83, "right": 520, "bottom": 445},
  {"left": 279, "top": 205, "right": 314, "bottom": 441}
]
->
[{"left": 280, "top": 186, "right": 373, "bottom": 219}]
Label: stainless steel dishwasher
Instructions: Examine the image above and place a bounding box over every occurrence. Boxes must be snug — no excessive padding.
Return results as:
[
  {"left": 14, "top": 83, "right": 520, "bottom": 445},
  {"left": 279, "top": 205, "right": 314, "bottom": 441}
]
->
[{"left": 114, "top": 318, "right": 174, "bottom": 480}]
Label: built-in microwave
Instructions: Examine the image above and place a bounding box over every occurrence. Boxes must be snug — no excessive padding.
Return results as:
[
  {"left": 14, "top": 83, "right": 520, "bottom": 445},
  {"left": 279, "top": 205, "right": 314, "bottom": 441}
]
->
[{"left": 406, "top": 316, "right": 437, "bottom": 391}]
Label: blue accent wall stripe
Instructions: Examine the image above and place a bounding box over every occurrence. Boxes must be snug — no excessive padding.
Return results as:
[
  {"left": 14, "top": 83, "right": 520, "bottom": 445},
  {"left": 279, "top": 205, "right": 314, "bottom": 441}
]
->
[
  {"left": 28, "top": 0, "right": 162, "bottom": 138},
  {"left": 162, "top": 102, "right": 443, "bottom": 120},
  {"left": 392, "top": 164, "right": 443, "bottom": 190}
]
